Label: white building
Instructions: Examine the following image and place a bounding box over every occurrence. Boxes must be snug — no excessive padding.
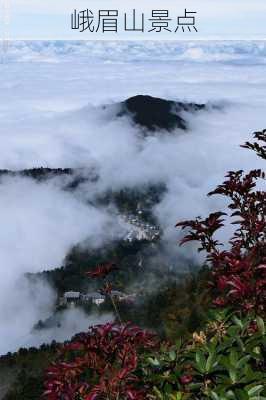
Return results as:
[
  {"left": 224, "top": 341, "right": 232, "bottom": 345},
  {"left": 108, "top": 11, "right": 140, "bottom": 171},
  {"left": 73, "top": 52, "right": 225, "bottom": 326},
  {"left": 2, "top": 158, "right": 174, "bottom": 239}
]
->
[
  {"left": 64, "top": 291, "right": 81, "bottom": 301},
  {"left": 81, "top": 292, "right": 105, "bottom": 306}
]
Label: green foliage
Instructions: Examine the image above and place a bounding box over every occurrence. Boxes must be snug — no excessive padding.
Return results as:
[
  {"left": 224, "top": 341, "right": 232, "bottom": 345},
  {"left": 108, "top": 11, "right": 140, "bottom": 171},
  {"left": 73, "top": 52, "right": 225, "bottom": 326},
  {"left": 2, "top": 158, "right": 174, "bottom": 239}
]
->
[
  {"left": 3, "top": 130, "right": 266, "bottom": 399},
  {"left": 127, "top": 267, "right": 212, "bottom": 340},
  {"left": 29, "top": 239, "right": 151, "bottom": 295},
  {"left": 143, "top": 310, "right": 266, "bottom": 400},
  {"left": 0, "top": 344, "right": 57, "bottom": 400}
]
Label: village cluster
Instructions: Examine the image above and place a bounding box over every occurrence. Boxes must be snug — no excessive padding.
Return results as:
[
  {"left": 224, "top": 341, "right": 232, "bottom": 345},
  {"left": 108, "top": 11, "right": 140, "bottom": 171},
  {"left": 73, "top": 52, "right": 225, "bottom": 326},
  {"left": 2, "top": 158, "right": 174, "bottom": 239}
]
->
[
  {"left": 59, "top": 290, "right": 136, "bottom": 308},
  {"left": 124, "top": 214, "right": 160, "bottom": 243},
  {"left": 57, "top": 214, "right": 158, "bottom": 310}
]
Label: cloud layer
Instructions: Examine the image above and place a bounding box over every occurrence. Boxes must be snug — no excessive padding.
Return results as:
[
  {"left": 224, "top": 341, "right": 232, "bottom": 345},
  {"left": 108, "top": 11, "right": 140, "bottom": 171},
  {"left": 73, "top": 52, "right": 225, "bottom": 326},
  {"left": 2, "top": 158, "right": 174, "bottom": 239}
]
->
[{"left": 0, "top": 40, "right": 265, "bottom": 354}]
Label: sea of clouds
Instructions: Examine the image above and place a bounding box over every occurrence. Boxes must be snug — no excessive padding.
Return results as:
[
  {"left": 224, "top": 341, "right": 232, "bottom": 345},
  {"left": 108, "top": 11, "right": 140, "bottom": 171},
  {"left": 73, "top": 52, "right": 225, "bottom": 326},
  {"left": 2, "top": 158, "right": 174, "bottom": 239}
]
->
[
  {"left": 4, "top": 40, "right": 266, "bottom": 64},
  {"left": 0, "top": 40, "right": 265, "bottom": 354}
]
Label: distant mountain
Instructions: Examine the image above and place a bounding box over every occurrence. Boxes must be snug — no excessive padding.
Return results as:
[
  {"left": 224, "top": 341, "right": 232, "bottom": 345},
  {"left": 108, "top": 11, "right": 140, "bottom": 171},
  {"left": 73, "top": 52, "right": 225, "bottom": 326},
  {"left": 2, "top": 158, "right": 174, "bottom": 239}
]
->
[
  {"left": 0, "top": 95, "right": 210, "bottom": 364},
  {"left": 116, "top": 95, "right": 206, "bottom": 131},
  {"left": 0, "top": 168, "right": 73, "bottom": 180}
]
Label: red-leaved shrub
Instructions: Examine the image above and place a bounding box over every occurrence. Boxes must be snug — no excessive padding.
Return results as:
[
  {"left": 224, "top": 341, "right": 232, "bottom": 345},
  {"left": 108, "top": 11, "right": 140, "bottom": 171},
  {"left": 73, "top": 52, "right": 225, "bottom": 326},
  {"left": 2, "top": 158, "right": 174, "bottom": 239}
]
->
[
  {"left": 176, "top": 130, "right": 266, "bottom": 315},
  {"left": 44, "top": 323, "right": 158, "bottom": 400}
]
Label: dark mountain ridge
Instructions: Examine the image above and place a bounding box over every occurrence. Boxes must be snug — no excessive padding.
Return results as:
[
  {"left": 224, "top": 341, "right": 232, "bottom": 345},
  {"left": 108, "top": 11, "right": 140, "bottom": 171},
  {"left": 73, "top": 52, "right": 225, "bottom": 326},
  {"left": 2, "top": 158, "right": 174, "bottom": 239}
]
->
[{"left": 117, "top": 95, "right": 206, "bottom": 131}]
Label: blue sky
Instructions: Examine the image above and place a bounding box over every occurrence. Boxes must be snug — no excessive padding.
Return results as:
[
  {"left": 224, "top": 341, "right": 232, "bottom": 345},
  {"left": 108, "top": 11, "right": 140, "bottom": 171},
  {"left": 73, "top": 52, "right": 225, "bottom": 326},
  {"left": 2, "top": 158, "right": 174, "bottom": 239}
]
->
[{"left": 4, "top": 0, "right": 266, "bottom": 39}]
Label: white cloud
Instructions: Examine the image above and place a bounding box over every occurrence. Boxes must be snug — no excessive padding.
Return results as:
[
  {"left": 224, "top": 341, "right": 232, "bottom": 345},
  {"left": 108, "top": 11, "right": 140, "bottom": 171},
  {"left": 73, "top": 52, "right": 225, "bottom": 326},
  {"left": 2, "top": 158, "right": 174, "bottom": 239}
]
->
[
  {"left": 0, "top": 175, "right": 126, "bottom": 354},
  {"left": 0, "top": 40, "right": 265, "bottom": 354}
]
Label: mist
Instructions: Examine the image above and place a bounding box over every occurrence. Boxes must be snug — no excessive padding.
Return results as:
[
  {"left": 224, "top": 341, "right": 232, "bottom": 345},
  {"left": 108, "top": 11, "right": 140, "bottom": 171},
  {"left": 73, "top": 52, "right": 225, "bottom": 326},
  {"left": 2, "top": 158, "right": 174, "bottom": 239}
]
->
[
  {"left": 0, "top": 175, "right": 125, "bottom": 354},
  {"left": 0, "top": 40, "right": 265, "bottom": 354}
]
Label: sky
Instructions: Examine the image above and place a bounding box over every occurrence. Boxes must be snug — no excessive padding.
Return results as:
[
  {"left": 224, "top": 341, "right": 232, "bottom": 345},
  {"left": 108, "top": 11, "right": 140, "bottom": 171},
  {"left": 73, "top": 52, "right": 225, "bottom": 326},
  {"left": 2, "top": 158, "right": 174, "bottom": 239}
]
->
[{"left": 2, "top": 0, "right": 266, "bottom": 40}]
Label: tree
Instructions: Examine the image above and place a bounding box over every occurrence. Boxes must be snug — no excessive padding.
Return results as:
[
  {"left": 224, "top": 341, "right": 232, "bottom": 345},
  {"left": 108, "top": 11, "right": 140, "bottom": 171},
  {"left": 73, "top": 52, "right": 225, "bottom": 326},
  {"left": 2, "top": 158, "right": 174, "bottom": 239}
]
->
[{"left": 176, "top": 129, "right": 266, "bottom": 316}]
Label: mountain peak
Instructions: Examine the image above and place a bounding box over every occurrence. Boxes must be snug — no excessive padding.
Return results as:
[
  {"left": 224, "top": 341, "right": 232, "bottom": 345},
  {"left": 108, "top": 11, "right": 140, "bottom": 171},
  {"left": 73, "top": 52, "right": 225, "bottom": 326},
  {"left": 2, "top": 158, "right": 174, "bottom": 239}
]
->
[{"left": 119, "top": 95, "right": 205, "bottom": 132}]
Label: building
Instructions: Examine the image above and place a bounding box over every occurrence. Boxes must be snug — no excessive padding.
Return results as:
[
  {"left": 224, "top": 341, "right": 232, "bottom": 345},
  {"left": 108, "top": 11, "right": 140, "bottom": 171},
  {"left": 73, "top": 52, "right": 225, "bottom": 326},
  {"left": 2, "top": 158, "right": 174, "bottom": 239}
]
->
[
  {"left": 64, "top": 291, "right": 81, "bottom": 301},
  {"left": 81, "top": 292, "right": 105, "bottom": 306},
  {"left": 59, "top": 291, "right": 81, "bottom": 307},
  {"left": 59, "top": 290, "right": 136, "bottom": 308}
]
